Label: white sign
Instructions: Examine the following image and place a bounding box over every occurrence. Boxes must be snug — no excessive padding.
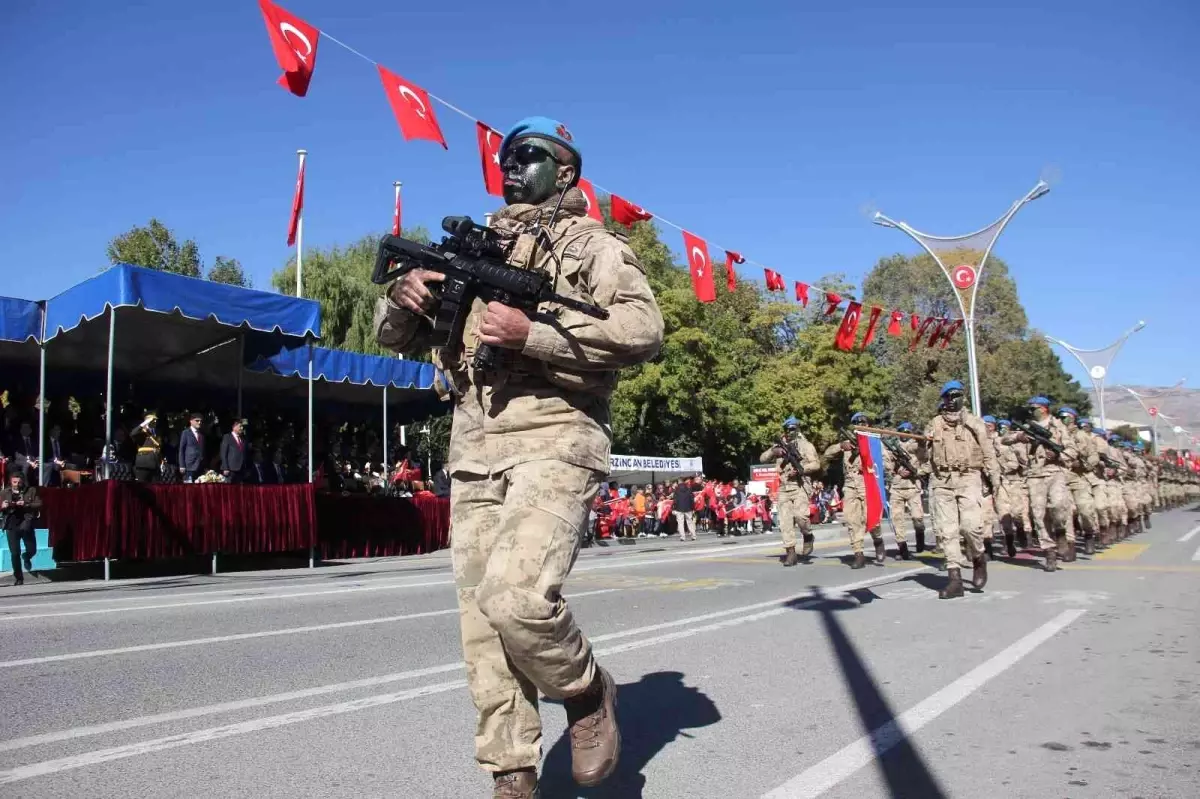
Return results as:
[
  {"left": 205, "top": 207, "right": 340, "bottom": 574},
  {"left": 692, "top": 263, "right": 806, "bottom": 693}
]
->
[{"left": 608, "top": 454, "right": 703, "bottom": 473}]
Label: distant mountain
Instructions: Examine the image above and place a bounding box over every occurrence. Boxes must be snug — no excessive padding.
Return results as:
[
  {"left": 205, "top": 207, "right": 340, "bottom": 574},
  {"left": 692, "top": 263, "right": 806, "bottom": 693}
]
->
[{"left": 1097, "top": 385, "right": 1200, "bottom": 442}]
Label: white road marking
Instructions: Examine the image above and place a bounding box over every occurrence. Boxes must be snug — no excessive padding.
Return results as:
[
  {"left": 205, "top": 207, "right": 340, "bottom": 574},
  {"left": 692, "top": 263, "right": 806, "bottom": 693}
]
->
[
  {"left": 0, "top": 567, "right": 925, "bottom": 764},
  {"left": 0, "top": 539, "right": 786, "bottom": 621},
  {"left": 0, "top": 589, "right": 621, "bottom": 668},
  {"left": 1178, "top": 525, "right": 1200, "bottom": 543},
  {"left": 759, "top": 609, "right": 1087, "bottom": 799},
  {"left": 1192, "top": 545, "right": 1200, "bottom": 562}
]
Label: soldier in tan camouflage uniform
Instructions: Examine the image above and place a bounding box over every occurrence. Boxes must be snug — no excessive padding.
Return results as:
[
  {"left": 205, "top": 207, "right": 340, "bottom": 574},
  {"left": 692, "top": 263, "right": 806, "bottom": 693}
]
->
[
  {"left": 924, "top": 381, "right": 1001, "bottom": 599},
  {"left": 1057, "top": 407, "right": 1100, "bottom": 557},
  {"left": 994, "top": 418, "right": 1032, "bottom": 556},
  {"left": 761, "top": 416, "right": 822, "bottom": 567},
  {"left": 980, "top": 416, "right": 1003, "bottom": 558},
  {"left": 885, "top": 421, "right": 929, "bottom": 559},
  {"left": 1076, "top": 418, "right": 1114, "bottom": 548},
  {"left": 376, "top": 117, "right": 663, "bottom": 799},
  {"left": 1099, "top": 430, "right": 1132, "bottom": 540},
  {"left": 823, "top": 412, "right": 886, "bottom": 569},
  {"left": 1004, "top": 397, "right": 1075, "bottom": 572}
]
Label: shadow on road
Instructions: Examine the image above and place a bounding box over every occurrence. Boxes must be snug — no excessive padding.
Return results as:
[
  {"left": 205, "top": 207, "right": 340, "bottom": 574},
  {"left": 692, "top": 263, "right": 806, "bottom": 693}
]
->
[
  {"left": 791, "top": 586, "right": 949, "bottom": 799},
  {"left": 540, "top": 671, "right": 720, "bottom": 798}
]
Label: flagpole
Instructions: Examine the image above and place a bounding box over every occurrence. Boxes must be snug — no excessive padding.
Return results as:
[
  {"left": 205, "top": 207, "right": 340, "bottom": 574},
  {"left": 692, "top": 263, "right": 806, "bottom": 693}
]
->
[
  {"left": 393, "top": 180, "right": 402, "bottom": 234},
  {"left": 295, "top": 149, "right": 307, "bottom": 298}
]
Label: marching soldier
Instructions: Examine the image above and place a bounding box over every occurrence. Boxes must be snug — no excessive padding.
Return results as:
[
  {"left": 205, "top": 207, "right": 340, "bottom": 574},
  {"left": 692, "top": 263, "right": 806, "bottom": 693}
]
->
[
  {"left": 1003, "top": 396, "right": 1073, "bottom": 573},
  {"left": 761, "top": 416, "right": 821, "bottom": 567},
  {"left": 1130, "top": 442, "right": 1152, "bottom": 530},
  {"left": 1099, "top": 430, "right": 1131, "bottom": 541},
  {"left": 886, "top": 421, "right": 928, "bottom": 559},
  {"left": 1057, "top": 408, "right": 1100, "bottom": 557},
  {"left": 823, "top": 412, "right": 886, "bottom": 569},
  {"left": 981, "top": 416, "right": 1001, "bottom": 558},
  {"left": 924, "top": 380, "right": 1001, "bottom": 599},
  {"left": 994, "top": 418, "right": 1032, "bottom": 556},
  {"left": 1076, "top": 417, "right": 1113, "bottom": 548}
]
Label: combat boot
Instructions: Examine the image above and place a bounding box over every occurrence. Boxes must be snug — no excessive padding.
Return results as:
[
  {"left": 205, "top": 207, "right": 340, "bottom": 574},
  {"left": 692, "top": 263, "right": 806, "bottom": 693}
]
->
[
  {"left": 939, "top": 568, "right": 965, "bottom": 599},
  {"left": 898, "top": 541, "right": 912, "bottom": 560},
  {"left": 983, "top": 537, "right": 995, "bottom": 561},
  {"left": 1064, "top": 540, "right": 1077, "bottom": 562},
  {"left": 494, "top": 769, "right": 540, "bottom": 799},
  {"left": 873, "top": 537, "right": 886, "bottom": 565},
  {"left": 1016, "top": 529, "right": 1029, "bottom": 549},
  {"left": 972, "top": 556, "right": 988, "bottom": 590},
  {"left": 914, "top": 527, "right": 927, "bottom": 553},
  {"left": 782, "top": 546, "right": 798, "bottom": 567},
  {"left": 1004, "top": 532, "right": 1017, "bottom": 558},
  {"left": 564, "top": 667, "right": 620, "bottom": 787},
  {"left": 1057, "top": 534, "right": 1070, "bottom": 560},
  {"left": 1044, "top": 548, "right": 1058, "bottom": 573},
  {"left": 800, "top": 533, "right": 815, "bottom": 558},
  {"left": 1143, "top": 512, "right": 1152, "bottom": 530},
  {"left": 1083, "top": 533, "right": 1096, "bottom": 556},
  {"left": 851, "top": 551, "right": 866, "bottom": 570}
]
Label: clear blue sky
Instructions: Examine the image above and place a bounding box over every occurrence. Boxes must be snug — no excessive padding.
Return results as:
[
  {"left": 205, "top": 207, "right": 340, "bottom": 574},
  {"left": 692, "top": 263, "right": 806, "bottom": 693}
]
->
[{"left": 1, "top": 0, "right": 1195, "bottom": 388}]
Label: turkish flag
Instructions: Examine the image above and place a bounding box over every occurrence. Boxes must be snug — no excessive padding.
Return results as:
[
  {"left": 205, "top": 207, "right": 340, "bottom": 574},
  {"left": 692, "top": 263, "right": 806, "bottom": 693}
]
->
[
  {"left": 926, "top": 317, "right": 949, "bottom": 349},
  {"left": 725, "top": 251, "right": 744, "bottom": 293},
  {"left": 611, "top": 194, "right": 653, "bottom": 226},
  {"left": 476, "top": 122, "right": 504, "bottom": 197},
  {"left": 578, "top": 179, "right": 603, "bottom": 222},
  {"left": 287, "top": 156, "right": 304, "bottom": 246},
  {"left": 795, "top": 282, "right": 809, "bottom": 306},
  {"left": 938, "top": 319, "right": 964, "bottom": 349},
  {"left": 860, "top": 306, "right": 884, "bottom": 350},
  {"left": 887, "top": 310, "right": 904, "bottom": 336},
  {"left": 764, "top": 269, "right": 784, "bottom": 291},
  {"left": 910, "top": 313, "right": 922, "bottom": 331},
  {"left": 823, "top": 292, "right": 842, "bottom": 316},
  {"left": 683, "top": 231, "right": 716, "bottom": 303},
  {"left": 910, "top": 317, "right": 936, "bottom": 351},
  {"left": 258, "top": 0, "right": 320, "bottom": 97},
  {"left": 834, "top": 301, "right": 863, "bottom": 350},
  {"left": 392, "top": 186, "right": 401, "bottom": 235},
  {"left": 378, "top": 66, "right": 446, "bottom": 148}
]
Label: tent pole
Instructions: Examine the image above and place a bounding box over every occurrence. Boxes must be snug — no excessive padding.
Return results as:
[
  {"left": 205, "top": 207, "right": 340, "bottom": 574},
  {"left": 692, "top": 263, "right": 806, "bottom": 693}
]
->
[
  {"left": 307, "top": 338, "right": 315, "bottom": 569},
  {"left": 38, "top": 341, "right": 47, "bottom": 487},
  {"left": 382, "top": 384, "right": 389, "bottom": 476},
  {"left": 236, "top": 334, "right": 244, "bottom": 419},
  {"left": 105, "top": 307, "right": 116, "bottom": 481}
]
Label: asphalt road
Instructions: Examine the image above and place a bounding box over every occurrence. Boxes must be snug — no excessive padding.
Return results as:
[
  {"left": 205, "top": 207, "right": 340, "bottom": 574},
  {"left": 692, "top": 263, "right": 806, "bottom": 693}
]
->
[{"left": 3, "top": 509, "right": 1200, "bottom": 799}]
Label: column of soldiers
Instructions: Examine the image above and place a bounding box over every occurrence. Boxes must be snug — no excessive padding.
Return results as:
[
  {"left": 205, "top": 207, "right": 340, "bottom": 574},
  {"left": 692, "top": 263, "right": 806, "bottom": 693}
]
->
[{"left": 769, "top": 379, "right": 1200, "bottom": 602}]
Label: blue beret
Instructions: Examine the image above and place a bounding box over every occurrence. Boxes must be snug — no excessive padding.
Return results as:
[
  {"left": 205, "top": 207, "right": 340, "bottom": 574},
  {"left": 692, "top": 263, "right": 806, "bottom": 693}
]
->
[
  {"left": 1028, "top": 396, "right": 1051, "bottom": 406},
  {"left": 783, "top": 416, "right": 799, "bottom": 427},
  {"left": 1058, "top": 406, "right": 1077, "bottom": 417},
  {"left": 941, "top": 380, "right": 965, "bottom": 396},
  {"left": 499, "top": 117, "right": 582, "bottom": 173},
  {"left": 982, "top": 415, "right": 996, "bottom": 424},
  {"left": 997, "top": 419, "right": 1011, "bottom": 426},
  {"left": 850, "top": 412, "right": 869, "bottom": 424}
]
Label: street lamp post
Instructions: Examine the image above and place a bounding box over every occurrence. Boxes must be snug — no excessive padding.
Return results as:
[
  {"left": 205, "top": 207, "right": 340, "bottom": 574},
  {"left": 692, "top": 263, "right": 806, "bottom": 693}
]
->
[
  {"left": 1044, "top": 321, "right": 1146, "bottom": 430},
  {"left": 873, "top": 181, "right": 1049, "bottom": 415},
  {"left": 1117, "top": 380, "right": 1186, "bottom": 455}
]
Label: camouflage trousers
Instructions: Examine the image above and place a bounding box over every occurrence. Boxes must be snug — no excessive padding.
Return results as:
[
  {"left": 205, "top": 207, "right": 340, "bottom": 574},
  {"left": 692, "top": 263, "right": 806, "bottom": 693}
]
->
[
  {"left": 1106, "top": 481, "right": 1128, "bottom": 525},
  {"left": 996, "top": 474, "right": 1031, "bottom": 535},
  {"left": 931, "top": 470, "right": 985, "bottom": 570},
  {"left": 1088, "top": 475, "right": 1111, "bottom": 528},
  {"left": 888, "top": 482, "right": 924, "bottom": 544},
  {"left": 776, "top": 486, "right": 812, "bottom": 549},
  {"left": 841, "top": 483, "right": 882, "bottom": 554},
  {"left": 1122, "top": 481, "right": 1144, "bottom": 520},
  {"left": 1064, "top": 471, "right": 1098, "bottom": 536},
  {"left": 1027, "top": 468, "right": 1070, "bottom": 552},
  {"left": 450, "top": 460, "right": 602, "bottom": 773}
]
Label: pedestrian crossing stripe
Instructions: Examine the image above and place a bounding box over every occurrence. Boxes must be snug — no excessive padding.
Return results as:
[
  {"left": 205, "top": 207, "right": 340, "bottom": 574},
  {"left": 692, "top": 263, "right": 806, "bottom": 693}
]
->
[{"left": 1091, "top": 543, "right": 1150, "bottom": 561}]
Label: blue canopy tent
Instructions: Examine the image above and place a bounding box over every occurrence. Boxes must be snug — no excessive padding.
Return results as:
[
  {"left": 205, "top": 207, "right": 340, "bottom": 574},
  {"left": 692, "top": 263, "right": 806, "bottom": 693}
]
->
[
  {"left": 42, "top": 264, "right": 322, "bottom": 483},
  {"left": 245, "top": 346, "right": 448, "bottom": 468}
]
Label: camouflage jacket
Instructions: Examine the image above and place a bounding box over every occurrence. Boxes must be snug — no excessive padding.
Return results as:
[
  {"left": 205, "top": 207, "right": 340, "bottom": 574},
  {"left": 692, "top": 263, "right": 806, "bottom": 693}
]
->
[
  {"left": 924, "top": 410, "right": 1001, "bottom": 488},
  {"left": 374, "top": 189, "right": 664, "bottom": 475},
  {"left": 760, "top": 431, "right": 820, "bottom": 495}
]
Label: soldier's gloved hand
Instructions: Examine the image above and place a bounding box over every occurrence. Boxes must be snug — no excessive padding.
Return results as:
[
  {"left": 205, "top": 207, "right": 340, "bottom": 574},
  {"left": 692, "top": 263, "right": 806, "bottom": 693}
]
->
[
  {"left": 389, "top": 269, "right": 446, "bottom": 315},
  {"left": 477, "top": 302, "right": 531, "bottom": 350},
  {"left": 898, "top": 467, "right": 913, "bottom": 479},
  {"left": 840, "top": 441, "right": 854, "bottom": 452}
]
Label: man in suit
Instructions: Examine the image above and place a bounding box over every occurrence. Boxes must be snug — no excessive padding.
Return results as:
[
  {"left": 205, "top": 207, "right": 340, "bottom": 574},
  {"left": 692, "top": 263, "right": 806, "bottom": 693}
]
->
[
  {"left": 46, "top": 423, "right": 70, "bottom": 487},
  {"left": 220, "top": 419, "right": 249, "bottom": 484},
  {"left": 248, "top": 449, "right": 275, "bottom": 485},
  {"left": 2, "top": 471, "right": 41, "bottom": 586},
  {"left": 431, "top": 462, "right": 451, "bottom": 498},
  {"left": 178, "top": 412, "right": 206, "bottom": 483},
  {"left": 11, "top": 421, "right": 39, "bottom": 481}
]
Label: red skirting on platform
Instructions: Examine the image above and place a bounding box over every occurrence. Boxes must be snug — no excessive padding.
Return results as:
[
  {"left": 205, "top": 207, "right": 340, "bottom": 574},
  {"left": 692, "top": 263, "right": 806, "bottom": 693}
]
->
[{"left": 316, "top": 492, "right": 450, "bottom": 559}]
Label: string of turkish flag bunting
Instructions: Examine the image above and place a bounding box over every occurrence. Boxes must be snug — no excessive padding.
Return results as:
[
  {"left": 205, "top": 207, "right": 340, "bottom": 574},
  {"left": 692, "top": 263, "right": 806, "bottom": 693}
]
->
[{"left": 257, "top": 0, "right": 962, "bottom": 353}]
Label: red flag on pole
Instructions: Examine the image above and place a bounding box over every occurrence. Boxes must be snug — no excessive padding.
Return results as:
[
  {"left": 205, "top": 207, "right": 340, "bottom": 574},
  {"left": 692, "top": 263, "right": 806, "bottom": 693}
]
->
[
  {"left": 887, "top": 310, "right": 904, "bottom": 336},
  {"left": 378, "top": 66, "right": 447, "bottom": 148},
  {"left": 683, "top": 232, "right": 716, "bottom": 303},
  {"left": 910, "top": 313, "right": 922, "bottom": 332},
  {"left": 764, "top": 269, "right": 784, "bottom": 291},
  {"left": 392, "top": 182, "right": 401, "bottom": 235},
  {"left": 858, "top": 432, "right": 887, "bottom": 530},
  {"left": 611, "top": 194, "right": 653, "bottom": 226},
  {"left": 860, "top": 306, "right": 884, "bottom": 349},
  {"left": 287, "top": 154, "right": 305, "bottom": 246},
  {"left": 724, "top": 251, "right": 744, "bottom": 293},
  {"left": 926, "top": 317, "right": 949, "bottom": 349},
  {"left": 258, "top": 0, "right": 320, "bottom": 97},
  {"left": 823, "top": 292, "right": 842, "bottom": 316},
  {"left": 910, "top": 317, "right": 936, "bottom": 351},
  {"left": 578, "top": 178, "right": 603, "bottom": 222},
  {"left": 938, "top": 319, "right": 964, "bottom": 349},
  {"left": 795, "top": 282, "right": 809, "bottom": 306},
  {"left": 476, "top": 122, "right": 504, "bottom": 197},
  {"left": 834, "top": 302, "right": 863, "bottom": 350}
]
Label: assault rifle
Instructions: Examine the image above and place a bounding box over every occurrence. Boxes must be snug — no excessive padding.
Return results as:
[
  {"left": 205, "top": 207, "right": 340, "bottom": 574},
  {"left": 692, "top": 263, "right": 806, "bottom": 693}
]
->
[
  {"left": 777, "top": 436, "right": 807, "bottom": 478},
  {"left": 373, "top": 216, "right": 609, "bottom": 371},
  {"left": 881, "top": 435, "right": 919, "bottom": 479},
  {"left": 1098, "top": 452, "right": 1126, "bottom": 477},
  {"left": 1008, "top": 408, "right": 1065, "bottom": 456}
]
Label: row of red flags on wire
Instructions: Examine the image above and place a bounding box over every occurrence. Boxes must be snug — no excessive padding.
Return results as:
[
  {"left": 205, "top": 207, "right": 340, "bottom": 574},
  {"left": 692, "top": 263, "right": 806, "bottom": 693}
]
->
[{"left": 259, "top": 0, "right": 963, "bottom": 354}]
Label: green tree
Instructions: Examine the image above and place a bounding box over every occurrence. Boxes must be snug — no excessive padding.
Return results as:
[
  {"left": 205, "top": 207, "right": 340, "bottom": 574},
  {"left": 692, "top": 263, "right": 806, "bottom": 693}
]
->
[
  {"left": 106, "top": 218, "right": 202, "bottom": 277},
  {"left": 207, "top": 256, "right": 251, "bottom": 287}
]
